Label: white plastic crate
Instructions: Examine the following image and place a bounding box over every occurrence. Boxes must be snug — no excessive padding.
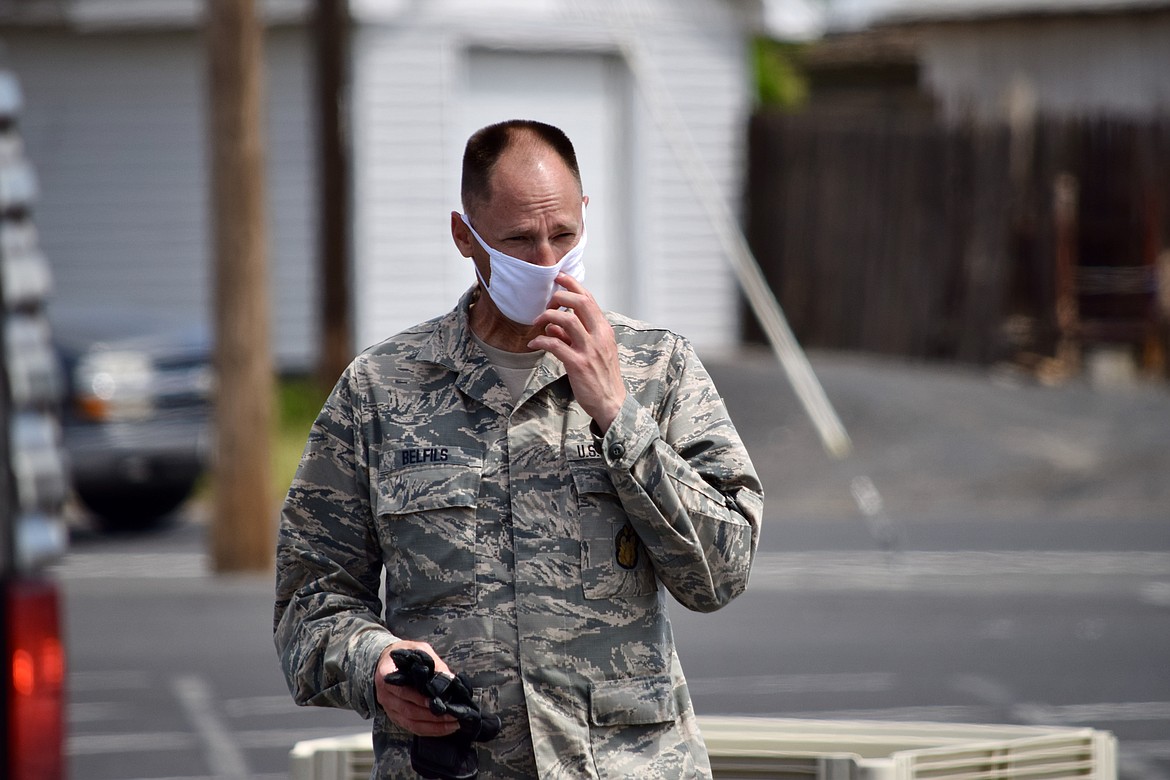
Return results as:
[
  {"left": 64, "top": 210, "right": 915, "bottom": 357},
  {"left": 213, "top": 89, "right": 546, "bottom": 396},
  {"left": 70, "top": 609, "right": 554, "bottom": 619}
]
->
[
  {"left": 289, "top": 732, "right": 376, "bottom": 780},
  {"left": 699, "top": 717, "right": 1117, "bottom": 780},
  {"left": 289, "top": 716, "right": 1117, "bottom": 780}
]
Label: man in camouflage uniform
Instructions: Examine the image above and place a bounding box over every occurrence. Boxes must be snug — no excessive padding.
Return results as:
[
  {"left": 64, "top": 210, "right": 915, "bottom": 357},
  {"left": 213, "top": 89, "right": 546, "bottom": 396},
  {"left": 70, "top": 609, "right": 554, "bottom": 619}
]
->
[{"left": 275, "top": 120, "right": 763, "bottom": 778}]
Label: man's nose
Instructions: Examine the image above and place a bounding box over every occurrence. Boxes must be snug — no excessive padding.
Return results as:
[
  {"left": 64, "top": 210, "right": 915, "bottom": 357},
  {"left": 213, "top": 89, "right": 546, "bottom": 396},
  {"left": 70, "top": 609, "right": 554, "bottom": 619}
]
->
[{"left": 530, "top": 241, "right": 560, "bottom": 267}]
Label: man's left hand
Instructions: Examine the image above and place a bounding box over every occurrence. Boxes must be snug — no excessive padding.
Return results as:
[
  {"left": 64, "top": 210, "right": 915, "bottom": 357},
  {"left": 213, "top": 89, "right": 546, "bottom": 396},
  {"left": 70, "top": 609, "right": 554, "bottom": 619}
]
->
[{"left": 529, "top": 273, "right": 626, "bottom": 433}]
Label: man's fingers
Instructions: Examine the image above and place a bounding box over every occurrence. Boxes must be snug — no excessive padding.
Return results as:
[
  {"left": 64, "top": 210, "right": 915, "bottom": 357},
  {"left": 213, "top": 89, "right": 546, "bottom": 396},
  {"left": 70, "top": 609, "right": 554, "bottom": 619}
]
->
[
  {"left": 384, "top": 690, "right": 460, "bottom": 736},
  {"left": 380, "top": 681, "right": 460, "bottom": 736},
  {"left": 530, "top": 273, "right": 625, "bottom": 430},
  {"left": 542, "top": 322, "right": 572, "bottom": 343},
  {"left": 409, "top": 719, "right": 462, "bottom": 738},
  {"left": 554, "top": 271, "right": 587, "bottom": 295},
  {"left": 547, "top": 274, "right": 603, "bottom": 326},
  {"left": 535, "top": 308, "right": 581, "bottom": 340},
  {"left": 389, "top": 686, "right": 444, "bottom": 718},
  {"left": 528, "top": 314, "right": 585, "bottom": 357},
  {"left": 375, "top": 640, "right": 459, "bottom": 736}
]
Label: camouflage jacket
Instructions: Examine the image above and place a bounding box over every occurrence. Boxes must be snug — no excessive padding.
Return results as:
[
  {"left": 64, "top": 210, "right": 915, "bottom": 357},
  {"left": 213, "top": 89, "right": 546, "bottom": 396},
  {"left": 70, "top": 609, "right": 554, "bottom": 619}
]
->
[{"left": 275, "top": 289, "right": 763, "bottom": 779}]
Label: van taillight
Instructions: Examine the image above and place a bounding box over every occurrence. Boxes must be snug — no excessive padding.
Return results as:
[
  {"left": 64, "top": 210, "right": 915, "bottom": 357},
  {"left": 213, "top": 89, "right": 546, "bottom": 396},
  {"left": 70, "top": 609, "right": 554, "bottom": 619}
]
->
[{"left": 7, "top": 578, "right": 65, "bottom": 780}]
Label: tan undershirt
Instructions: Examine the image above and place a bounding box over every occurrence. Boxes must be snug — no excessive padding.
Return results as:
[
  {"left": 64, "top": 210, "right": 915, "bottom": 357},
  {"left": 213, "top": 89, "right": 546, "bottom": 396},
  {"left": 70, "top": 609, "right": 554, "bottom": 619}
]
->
[{"left": 471, "top": 330, "right": 542, "bottom": 405}]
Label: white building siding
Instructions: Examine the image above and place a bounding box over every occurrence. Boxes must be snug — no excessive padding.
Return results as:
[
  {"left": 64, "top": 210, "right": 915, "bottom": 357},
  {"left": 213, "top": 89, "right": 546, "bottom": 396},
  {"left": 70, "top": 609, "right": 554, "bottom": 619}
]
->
[
  {"left": 350, "top": 23, "right": 455, "bottom": 352},
  {"left": 350, "top": 0, "right": 753, "bottom": 351},
  {"left": 918, "top": 14, "right": 1170, "bottom": 121},
  {"left": 631, "top": 5, "right": 751, "bottom": 345},
  {"left": 4, "top": 24, "right": 318, "bottom": 370},
  {"left": 264, "top": 26, "right": 319, "bottom": 371}
]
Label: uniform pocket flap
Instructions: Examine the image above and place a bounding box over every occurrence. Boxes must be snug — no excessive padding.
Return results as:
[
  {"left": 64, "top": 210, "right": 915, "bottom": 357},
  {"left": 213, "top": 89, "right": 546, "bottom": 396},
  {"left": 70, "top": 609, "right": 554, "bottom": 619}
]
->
[
  {"left": 569, "top": 460, "right": 618, "bottom": 496},
  {"left": 589, "top": 674, "right": 678, "bottom": 727},
  {"left": 376, "top": 459, "right": 482, "bottom": 515}
]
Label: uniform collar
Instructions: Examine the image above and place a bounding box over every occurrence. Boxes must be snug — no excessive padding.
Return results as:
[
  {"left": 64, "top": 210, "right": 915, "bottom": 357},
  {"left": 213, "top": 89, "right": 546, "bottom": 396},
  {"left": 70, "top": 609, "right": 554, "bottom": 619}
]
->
[{"left": 416, "top": 287, "right": 569, "bottom": 413}]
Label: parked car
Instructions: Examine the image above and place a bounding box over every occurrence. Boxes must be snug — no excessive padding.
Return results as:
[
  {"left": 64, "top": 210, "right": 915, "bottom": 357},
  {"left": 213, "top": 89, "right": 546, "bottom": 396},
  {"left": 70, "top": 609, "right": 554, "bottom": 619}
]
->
[{"left": 54, "top": 311, "right": 213, "bottom": 531}]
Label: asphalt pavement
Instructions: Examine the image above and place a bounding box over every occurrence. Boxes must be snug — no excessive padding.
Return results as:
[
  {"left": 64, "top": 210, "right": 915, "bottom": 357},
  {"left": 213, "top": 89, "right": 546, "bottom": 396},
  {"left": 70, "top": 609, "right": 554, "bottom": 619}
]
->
[{"left": 707, "top": 347, "right": 1170, "bottom": 554}]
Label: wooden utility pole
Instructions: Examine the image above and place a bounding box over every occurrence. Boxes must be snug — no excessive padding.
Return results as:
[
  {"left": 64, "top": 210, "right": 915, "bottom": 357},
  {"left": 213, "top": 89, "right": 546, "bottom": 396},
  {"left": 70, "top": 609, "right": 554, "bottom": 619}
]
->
[
  {"left": 1052, "top": 172, "right": 1081, "bottom": 376},
  {"left": 207, "top": 0, "right": 274, "bottom": 572},
  {"left": 315, "top": 0, "right": 353, "bottom": 387}
]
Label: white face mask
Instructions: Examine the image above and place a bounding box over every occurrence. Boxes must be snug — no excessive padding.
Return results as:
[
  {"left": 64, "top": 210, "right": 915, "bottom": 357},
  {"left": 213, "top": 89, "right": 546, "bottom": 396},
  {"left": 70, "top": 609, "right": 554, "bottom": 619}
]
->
[{"left": 460, "top": 210, "right": 587, "bottom": 325}]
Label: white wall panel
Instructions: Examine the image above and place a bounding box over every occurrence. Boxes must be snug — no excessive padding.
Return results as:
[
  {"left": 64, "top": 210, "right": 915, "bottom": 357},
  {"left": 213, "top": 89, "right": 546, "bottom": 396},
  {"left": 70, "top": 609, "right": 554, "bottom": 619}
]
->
[{"left": 350, "top": 24, "right": 455, "bottom": 351}]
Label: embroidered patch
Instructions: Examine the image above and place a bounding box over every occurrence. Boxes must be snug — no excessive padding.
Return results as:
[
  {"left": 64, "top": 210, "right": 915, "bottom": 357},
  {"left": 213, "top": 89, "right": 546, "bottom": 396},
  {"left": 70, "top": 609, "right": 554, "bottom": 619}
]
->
[
  {"left": 615, "top": 523, "right": 639, "bottom": 570},
  {"left": 566, "top": 441, "right": 601, "bottom": 461},
  {"left": 384, "top": 447, "right": 483, "bottom": 473},
  {"left": 395, "top": 447, "right": 450, "bottom": 466}
]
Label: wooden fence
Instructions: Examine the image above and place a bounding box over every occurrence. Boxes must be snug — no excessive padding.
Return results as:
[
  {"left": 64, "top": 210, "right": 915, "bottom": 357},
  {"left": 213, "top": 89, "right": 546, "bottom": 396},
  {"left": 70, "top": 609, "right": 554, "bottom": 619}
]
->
[{"left": 743, "top": 112, "right": 1170, "bottom": 371}]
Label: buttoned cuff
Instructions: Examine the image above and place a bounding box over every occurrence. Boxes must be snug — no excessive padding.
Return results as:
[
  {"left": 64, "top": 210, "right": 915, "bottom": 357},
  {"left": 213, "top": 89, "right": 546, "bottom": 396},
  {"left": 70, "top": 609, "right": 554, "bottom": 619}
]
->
[{"left": 591, "top": 393, "right": 658, "bottom": 470}]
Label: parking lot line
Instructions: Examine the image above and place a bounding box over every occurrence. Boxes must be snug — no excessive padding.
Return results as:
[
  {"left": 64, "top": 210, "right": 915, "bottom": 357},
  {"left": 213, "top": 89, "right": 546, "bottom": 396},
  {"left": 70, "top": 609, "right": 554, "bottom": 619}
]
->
[{"left": 172, "top": 675, "right": 250, "bottom": 780}]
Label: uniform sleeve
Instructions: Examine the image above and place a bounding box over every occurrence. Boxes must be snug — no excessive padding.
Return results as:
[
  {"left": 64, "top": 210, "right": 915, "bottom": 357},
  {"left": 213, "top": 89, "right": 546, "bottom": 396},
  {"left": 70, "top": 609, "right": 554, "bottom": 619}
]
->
[
  {"left": 597, "top": 338, "right": 764, "bottom": 613},
  {"left": 273, "top": 363, "right": 396, "bottom": 719}
]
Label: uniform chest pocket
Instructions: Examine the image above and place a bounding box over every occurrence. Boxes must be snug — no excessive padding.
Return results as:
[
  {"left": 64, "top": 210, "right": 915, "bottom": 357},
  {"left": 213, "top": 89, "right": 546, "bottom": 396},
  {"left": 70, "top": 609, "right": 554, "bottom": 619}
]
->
[
  {"left": 570, "top": 461, "right": 656, "bottom": 600},
  {"left": 375, "top": 461, "right": 482, "bottom": 612}
]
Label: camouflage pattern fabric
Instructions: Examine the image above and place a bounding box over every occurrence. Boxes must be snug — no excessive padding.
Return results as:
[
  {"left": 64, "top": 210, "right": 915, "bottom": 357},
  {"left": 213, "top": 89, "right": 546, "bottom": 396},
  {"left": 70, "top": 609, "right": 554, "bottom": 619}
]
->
[{"left": 275, "top": 288, "right": 764, "bottom": 779}]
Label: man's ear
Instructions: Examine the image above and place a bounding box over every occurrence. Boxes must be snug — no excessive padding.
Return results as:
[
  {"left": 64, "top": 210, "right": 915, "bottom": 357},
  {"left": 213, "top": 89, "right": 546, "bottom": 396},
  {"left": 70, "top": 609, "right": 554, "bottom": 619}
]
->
[
  {"left": 453, "top": 211, "right": 491, "bottom": 285},
  {"left": 451, "top": 211, "right": 475, "bottom": 258}
]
